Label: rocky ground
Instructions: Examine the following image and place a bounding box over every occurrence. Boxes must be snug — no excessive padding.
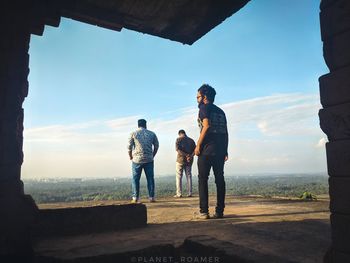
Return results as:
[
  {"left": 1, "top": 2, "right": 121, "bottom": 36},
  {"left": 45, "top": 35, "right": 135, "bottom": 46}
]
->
[{"left": 35, "top": 195, "right": 330, "bottom": 263}]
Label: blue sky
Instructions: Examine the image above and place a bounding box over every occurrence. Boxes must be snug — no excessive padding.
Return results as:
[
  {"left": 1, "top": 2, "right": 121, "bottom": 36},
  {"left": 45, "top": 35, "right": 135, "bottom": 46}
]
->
[{"left": 23, "top": 0, "right": 329, "bottom": 178}]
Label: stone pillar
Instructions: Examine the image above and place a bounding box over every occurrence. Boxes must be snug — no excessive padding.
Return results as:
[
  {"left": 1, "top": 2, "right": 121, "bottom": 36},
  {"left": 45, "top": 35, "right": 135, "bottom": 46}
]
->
[
  {"left": 319, "top": 0, "right": 350, "bottom": 262},
  {"left": 0, "top": 3, "right": 38, "bottom": 261}
]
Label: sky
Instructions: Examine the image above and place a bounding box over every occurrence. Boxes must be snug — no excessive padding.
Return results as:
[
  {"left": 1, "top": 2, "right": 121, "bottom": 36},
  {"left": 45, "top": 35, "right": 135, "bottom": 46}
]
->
[{"left": 23, "top": 0, "right": 329, "bottom": 179}]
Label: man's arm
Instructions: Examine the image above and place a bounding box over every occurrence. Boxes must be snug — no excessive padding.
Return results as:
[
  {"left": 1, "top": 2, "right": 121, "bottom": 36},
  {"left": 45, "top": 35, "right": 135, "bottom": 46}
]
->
[
  {"left": 176, "top": 138, "right": 189, "bottom": 157},
  {"left": 127, "top": 133, "right": 134, "bottom": 160},
  {"left": 224, "top": 132, "right": 229, "bottom": 161},
  {"left": 195, "top": 118, "right": 210, "bottom": 156},
  {"left": 178, "top": 149, "right": 189, "bottom": 157},
  {"left": 185, "top": 140, "right": 196, "bottom": 162},
  {"left": 153, "top": 134, "right": 159, "bottom": 157},
  {"left": 224, "top": 116, "right": 229, "bottom": 161},
  {"left": 190, "top": 140, "right": 196, "bottom": 157}
]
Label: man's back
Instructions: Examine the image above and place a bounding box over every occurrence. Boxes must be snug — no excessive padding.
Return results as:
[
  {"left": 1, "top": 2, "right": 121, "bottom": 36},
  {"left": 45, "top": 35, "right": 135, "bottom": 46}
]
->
[
  {"left": 198, "top": 103, "right": 228, "bottom": 156},
  {"left": 128, "top": 127, "right": 159, "bottom": 164},
  {"left": 176, "top": 136, "right": 196, "bottom": 163}
]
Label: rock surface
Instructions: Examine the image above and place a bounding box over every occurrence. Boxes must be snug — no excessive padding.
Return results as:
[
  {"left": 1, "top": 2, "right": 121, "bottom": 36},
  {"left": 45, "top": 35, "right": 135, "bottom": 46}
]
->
[{"left": 34, "top": 195, "right": 330, "bottom": 263}]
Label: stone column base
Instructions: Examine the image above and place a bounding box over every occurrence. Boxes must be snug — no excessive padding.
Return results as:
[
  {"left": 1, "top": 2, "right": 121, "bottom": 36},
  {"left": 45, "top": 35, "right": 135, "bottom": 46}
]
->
[{"left": 0, "top": 191, "right": 38, "bottom": 262}]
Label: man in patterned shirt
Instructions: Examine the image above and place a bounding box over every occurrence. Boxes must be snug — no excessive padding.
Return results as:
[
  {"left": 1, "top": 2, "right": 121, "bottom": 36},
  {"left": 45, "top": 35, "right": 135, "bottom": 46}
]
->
[{"left": 127, "top": 119, "right": 159, "bottom": 203}]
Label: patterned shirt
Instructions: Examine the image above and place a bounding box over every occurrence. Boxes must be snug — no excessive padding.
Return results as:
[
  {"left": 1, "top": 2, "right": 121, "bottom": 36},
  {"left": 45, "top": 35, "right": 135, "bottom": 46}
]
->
[{"left": 127, "top": 127, "right": 159, "bottom": 164}]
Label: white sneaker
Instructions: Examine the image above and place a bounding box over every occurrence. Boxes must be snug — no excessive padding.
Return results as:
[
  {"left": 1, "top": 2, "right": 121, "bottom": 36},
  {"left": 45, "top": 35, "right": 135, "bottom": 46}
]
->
[
  {"left": 131, "top": 197, "right": 139, "bottom": 204},
  {"left": 149, "top": 197, "right": 156, "bottom": 203},
  {"left": 198, "top": 213, "right": 210, "bottom": 219}
]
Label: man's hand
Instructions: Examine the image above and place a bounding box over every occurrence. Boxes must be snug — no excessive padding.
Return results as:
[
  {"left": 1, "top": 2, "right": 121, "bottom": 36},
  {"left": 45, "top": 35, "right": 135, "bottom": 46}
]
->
[
  {"left": 196, "top": 118, "right": 209, "bottom": 157},
  {"left": 224, "top": 155, "right": 228, "bottom": 162},
  {"left": 128, "top": 151, "right": 133, "bottom": 160},
  {"left": 186, "top": 154, "right": 192, "bottom": 162},
  {"left": 195, "top": 145, "right": 201, "bottom": 156}
]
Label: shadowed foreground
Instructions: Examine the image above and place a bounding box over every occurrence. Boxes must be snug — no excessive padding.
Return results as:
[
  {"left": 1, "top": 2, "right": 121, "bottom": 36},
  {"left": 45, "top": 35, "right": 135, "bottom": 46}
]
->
[{"left": 34, "top": 195, "right": 330, "bottom": 262}]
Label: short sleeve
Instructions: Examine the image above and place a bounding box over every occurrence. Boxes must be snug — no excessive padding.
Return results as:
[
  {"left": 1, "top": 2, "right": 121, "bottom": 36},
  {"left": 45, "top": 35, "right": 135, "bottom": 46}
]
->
[
  {"left": 127, "top": 132, "right": 134, "bottom": 151},
  {"left": 153, "top": 133, "right": 159, "bottom": 149},
  {"left": 175, "top": 138, "right": 180, "bottom": 151},
  {"left": 198, "top": 104, "right": 210, "bottom": 120}
]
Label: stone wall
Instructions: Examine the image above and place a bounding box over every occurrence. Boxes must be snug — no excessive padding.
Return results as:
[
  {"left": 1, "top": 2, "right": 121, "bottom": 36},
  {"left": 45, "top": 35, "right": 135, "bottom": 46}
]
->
[
  {"left": 32, "top": 204, "right": 147, "bottom": 238},
  {"left": 319, "top": 0, "right": 350, "bottom": 262},
  {"left": 0, "top": 3, "right": 39, "bottom": 262}
]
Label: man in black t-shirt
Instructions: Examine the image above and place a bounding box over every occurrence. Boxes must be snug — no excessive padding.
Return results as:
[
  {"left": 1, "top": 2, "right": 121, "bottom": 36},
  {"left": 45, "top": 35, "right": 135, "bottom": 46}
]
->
[
  {"left": 175, "top": 130, "right": 196, "bottom": 198},
  {"left": 195, "top": 84, "right": 228, "bottom": 219}
]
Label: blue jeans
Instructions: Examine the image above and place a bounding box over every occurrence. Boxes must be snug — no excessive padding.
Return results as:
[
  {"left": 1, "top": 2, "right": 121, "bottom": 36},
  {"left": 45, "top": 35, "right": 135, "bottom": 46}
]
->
[{"left": 131, "top": 161, "right": 155, "bottom": 199}]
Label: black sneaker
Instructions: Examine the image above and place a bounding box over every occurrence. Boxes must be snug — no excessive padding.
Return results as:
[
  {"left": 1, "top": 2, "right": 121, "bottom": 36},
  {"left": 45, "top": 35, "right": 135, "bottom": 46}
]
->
[{"left": 212, "top": 212, "right": 224, "bottom": 219}]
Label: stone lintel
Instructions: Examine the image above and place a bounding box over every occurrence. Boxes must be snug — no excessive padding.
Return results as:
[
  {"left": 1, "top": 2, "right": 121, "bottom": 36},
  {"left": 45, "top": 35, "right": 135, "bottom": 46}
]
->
[{"left": 1, "top": 0, "right": 61, "bottom": 36}]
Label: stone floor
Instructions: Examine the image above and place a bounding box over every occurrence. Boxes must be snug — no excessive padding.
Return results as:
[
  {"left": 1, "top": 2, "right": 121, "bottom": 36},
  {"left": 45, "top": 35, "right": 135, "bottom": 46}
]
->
[{"left": 34, "top": 195, "right": 331, "bottom": 263}]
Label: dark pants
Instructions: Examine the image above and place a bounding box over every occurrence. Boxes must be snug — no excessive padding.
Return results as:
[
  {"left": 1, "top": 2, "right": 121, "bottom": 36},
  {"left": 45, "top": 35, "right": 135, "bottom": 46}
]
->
[{"left": 197, "top": 155, "right": 226, "bottom": 214}]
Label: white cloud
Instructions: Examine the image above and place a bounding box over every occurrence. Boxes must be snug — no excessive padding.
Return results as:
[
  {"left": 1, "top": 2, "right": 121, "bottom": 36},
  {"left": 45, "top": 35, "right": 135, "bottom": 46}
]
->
[
  {"left": 22, "top": 92, "right": 327, "bottom": 178},
  {"left": 106, "top": 116, "right": 141, "bottom": 131},
  {"left": 221, "top": 93, "right": 321, "bottom": 137},
  {"left": 174, "top": 81, "right": 190, "bottom": 86},
  {"left": 315, "top": 137, "right": 327, "bottom": 148}
]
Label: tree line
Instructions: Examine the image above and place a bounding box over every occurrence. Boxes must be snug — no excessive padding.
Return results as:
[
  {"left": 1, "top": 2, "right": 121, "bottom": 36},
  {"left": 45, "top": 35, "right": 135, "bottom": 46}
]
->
[{"left": 23, "top": 174, "right": 329, "bottom": 204}]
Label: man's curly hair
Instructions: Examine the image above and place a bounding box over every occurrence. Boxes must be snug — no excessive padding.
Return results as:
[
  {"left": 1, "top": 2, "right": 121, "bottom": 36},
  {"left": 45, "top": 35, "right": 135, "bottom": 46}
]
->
[{"left": 198, "top": 84, "right": 216, "bottom": 103}]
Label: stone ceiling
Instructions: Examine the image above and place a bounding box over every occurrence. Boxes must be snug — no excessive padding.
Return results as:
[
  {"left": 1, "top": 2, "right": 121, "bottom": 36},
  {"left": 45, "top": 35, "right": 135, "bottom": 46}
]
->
[{"left": 36, "top": 0, "right": 250, "bottom": 45}]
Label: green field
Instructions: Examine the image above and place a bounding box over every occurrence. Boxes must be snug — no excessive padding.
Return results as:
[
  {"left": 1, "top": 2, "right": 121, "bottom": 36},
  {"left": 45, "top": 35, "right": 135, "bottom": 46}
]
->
[{"left": 23, "top": 173, "right": 328, "bottom": 204}]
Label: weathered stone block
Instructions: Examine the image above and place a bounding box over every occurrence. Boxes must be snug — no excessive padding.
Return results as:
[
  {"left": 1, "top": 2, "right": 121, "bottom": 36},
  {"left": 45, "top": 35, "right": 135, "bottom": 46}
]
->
[
  {"left": 320, "top": 0, "right": 341, "bottom": 11},
  {"left": 0, "top": 110, "right": 24, "bottom": 166},
  {"left": 331, "top": 213, "right": 350, "bottom": 253},
  {"left": 0, "top": 28, "right": 30, "bottom": 51},
  {"left": 323, "top": 29, "right": 350, "bottom": 70},
  {"left": 326, "top": 140, "right": 350, "bottom": 176},
  {"left": 329, "top": 177, "right": 350, "bottom": 214},
  {"left": 183, "top": 235, "right": 297, "bottom": 263},
  {"left": 320, "top": 0, "right": 350, "bottom": 41},
  {"left": 0, "top": 193, "right": 38, "bottom": 259},
  {"left": 319, "top": 66, "right": 350, "bottom": 107},
  {"left": 0, "top": 165, "right": 22, "bottom": 189},
  {"left": 31, "top": 204, "right": 147, "bottom": 238},
  {"left": 36, "top": 243, "right": 175, "bottom": 263},
  {"left": 331, "top": 249, "right": 350, "bottom": 263},
  {"left": 319, "top": 103, "right": 350, "bottom": 141}
]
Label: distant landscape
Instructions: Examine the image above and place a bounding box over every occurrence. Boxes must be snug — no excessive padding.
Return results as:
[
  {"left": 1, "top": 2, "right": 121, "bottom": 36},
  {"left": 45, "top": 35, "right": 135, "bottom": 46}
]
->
[{"left": 23, "top": 173, "right": 328, "bottom": 204}]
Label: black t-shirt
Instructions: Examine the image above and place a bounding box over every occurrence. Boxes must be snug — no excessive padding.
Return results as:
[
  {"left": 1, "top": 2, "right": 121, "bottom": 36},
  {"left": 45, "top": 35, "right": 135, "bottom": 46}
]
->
[
  {"left": 198, "top": 103, "right": 228, "bottom": 156},
  {"left": 176, "top": 136, "right": 196, "bottom": 164}
]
